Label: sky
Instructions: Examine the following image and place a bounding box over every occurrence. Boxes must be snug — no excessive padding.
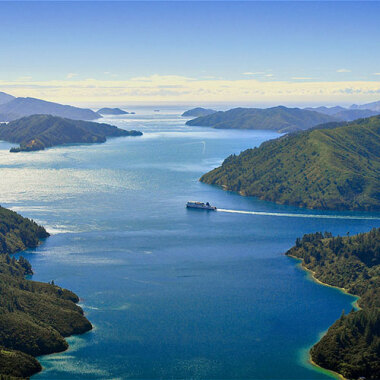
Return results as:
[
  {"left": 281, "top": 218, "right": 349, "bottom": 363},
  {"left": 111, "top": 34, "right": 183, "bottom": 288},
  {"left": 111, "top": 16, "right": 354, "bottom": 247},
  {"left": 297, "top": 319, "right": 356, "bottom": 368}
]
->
[{"left": 1, "top": 1, "right": 380, "bottom": 106}]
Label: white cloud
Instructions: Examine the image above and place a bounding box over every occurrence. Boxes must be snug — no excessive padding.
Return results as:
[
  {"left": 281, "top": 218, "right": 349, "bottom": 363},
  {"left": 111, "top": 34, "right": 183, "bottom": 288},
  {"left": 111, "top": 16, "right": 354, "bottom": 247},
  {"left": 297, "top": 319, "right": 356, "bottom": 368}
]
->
[
  {"left": 1, "top": 75, "right": 380, "bottom": 104},
  {"left": 242, "top": 72, "right": 265, "bottom": 75},
  {"left": 265, "top": 74, "right": 274, "bottom": 77},
  {"left": 66, "top": 73, "right": 78, "bottom": 79},
  {"left": 373, "top": 73, "right": 380, "bottom": 76},
  {"left": 292, "top": 77, "right": 312, "bottom": 80},
  {"left": 16, "top": 76, "right": 33, "bottom": 81},
  {"left": 336, "top": 68, "right": 351, "bottom": 73},
  {"left": 104, "top": 71, "right": 118, "bottom": 77}
]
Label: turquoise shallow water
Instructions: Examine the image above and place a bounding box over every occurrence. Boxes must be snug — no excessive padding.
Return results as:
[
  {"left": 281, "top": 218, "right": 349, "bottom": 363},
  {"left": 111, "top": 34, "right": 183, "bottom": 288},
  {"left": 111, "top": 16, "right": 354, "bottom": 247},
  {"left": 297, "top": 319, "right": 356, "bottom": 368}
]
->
[{"left": 2, "top": 108, "right": 379, "bottom": 379}]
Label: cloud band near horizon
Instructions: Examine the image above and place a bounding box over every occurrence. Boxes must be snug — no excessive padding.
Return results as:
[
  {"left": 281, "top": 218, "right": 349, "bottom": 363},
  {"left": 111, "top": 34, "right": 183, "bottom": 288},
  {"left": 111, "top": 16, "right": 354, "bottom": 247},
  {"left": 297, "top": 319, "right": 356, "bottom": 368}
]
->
[{"left": 1, "top": 75, "right": 380, "bottom": 106}]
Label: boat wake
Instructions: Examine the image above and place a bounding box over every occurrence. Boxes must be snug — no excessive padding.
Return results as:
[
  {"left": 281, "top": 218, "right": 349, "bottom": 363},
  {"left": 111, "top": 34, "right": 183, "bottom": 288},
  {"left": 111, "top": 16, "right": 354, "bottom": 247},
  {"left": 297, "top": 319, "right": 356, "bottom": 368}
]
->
[{"left": 217, "top": 208, "right": 380, "bottom": 220}]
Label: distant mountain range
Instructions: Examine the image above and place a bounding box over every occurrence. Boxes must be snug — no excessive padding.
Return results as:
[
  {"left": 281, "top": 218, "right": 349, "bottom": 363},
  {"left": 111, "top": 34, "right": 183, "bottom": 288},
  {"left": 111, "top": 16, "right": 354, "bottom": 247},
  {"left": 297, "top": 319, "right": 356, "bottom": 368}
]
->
[
  {"left": 97, "top": 107, "right": 130, "bottom": 115},
  {"left": 0, "top": 93, "right": 101, "bottom": 121},
  {"left": 182, "top": 107, "right": 217, "bottom": 117},
  {"left": 0, "top": 114, "right": 142, "bottom": 152},
  {"left": 200, "top": 115, "right": 380, "bottom": 211},
  {"left": 350, "top": 100, "right": 380, "bottom": 111},
  {"left": 305, "top": 106, "right": 379, "bottom": 121},
  {"left": 0, "top": 91, "right": 15, "bottom": 105},
  {"left": 186, "top": 106, "right": 336, "bottom": 132}
]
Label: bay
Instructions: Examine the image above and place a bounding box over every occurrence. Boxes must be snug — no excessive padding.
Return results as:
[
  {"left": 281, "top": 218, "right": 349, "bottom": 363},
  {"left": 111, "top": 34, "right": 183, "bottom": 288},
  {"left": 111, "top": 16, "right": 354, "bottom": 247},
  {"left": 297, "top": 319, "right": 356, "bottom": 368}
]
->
[{"left": 2, "top": 107, "right": 379, "bottom": 379}]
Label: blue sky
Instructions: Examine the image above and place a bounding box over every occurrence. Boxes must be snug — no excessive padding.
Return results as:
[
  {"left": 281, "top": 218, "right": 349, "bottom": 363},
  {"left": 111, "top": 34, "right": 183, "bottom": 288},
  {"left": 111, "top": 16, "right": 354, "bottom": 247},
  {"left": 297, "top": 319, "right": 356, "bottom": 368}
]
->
[{"left": 1, "top": 1, "right": 380, "bottom": 105}]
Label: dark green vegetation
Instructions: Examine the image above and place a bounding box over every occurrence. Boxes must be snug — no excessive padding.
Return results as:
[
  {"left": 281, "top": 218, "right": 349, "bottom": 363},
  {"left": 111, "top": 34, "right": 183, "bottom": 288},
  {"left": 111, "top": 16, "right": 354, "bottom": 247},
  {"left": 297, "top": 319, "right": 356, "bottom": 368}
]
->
[
  {"left": 97, "top": 107, "right": 129, "bottom": 115},
  {"left": 286, "top": 228, "right": 380, "bottom": 379},
  {"left": 0, "top": 206, "right": 49, "bottom": 254},
  {"left": 182, "top": 107, "right": 217, "bottom": 117},
  {"left": 186, "top": 106, "right": 336, "bottom": 132},
  {"left": 0, "top": 96, "right": 100, "bottom": 121},
  {"left": 0, "top": 206, "right": 92, "bottom": 378},
  {"left": 0, "top": 114, "right": 142, "bottom": 152},
  {"left": 201, "top": 116, "right": 380, "bottom": 211},
  {"left": 306, "top": 106, "right": 379, "bottom": 122},
  {"left": 286, "top": 228, "right": 380, "bottom": 309}
]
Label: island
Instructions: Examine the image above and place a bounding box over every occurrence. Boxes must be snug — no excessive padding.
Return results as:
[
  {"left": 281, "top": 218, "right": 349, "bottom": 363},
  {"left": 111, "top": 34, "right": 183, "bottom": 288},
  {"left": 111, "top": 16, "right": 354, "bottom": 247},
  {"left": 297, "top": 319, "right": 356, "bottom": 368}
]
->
[
  {"left": 182, "top": 107, "right": 217, "bottom": 117},
  {"left": 0, "top": 114, "right": 143, "bottom": 152},
  {"left": 200, "top": 115, "right": 380, "bottom": 211},
  {"left": 0, "top": 95, "right": 101, "bottom": 122},
  {"left": 186, "top": 106, "right": 336, "bottom": 133},
  {"left": 285, "top": 228, "right": 379, "bottom": 380},
  {"left": 0, "top": 206, "right": 92, "bottom": 378},
  {"left": 97, "top": 107, "right": 129, "bottom": 115}
]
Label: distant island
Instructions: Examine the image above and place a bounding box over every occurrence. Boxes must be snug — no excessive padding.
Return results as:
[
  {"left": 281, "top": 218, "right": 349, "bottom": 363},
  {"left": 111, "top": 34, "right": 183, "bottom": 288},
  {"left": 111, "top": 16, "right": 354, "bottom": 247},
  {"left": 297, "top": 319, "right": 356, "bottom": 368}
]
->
[
  {"left": 97, "top": 107, "right": 130, "bottom": 115},
  {"left": 286, "top": 228, "right": 379, "bottom": 380},
  {"left": 0, "top": 206, "right": 92, "bottom": 378},
  {"left": 0, "top": 94, "right": 101, "bottom": 121},
  {"left": 0, "top": 114, "right": 143, "bottom": 152},
  {"left": 186, "top": 106, "right": 336, "bottom": 133},
  {"left": 200, "top": 116, "right": 380, "bottom": 211},
  {"left": 182, "top": 107, "right": 217, "bottom": 117}
]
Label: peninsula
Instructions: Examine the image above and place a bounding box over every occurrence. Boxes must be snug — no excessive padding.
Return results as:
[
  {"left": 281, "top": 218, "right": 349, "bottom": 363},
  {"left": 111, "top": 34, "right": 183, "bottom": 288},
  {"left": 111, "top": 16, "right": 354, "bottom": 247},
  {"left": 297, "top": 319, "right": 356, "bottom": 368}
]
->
[
  {"left": 186, "top": 106, "right": 336, "bottom": 132},
  {"left": 286, "top": 228, "right": 379, "bottom": 380},
  {"left": 0, "top": 206, "right": 92, "bottom": 378},
  {"left": 200, "top": 116, "right": 380, "bottom": 211},
  {"left": 0, "top": 114, "right": 143, "bottom": 152}
]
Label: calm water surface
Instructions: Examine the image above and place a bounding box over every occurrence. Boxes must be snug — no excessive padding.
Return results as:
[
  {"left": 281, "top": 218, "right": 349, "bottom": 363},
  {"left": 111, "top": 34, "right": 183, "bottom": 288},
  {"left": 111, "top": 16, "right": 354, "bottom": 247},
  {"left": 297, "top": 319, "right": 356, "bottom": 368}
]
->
[{"left": 1, "top": 108, "right": 379, "bottom": 379}]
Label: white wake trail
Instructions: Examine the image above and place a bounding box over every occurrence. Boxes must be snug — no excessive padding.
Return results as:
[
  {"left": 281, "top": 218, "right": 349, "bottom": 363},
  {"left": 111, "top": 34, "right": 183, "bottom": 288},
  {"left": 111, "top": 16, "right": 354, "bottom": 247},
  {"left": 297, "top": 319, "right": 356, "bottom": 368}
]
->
[{"left": 217, "top": 208, "right": 380, "bottom": 220}]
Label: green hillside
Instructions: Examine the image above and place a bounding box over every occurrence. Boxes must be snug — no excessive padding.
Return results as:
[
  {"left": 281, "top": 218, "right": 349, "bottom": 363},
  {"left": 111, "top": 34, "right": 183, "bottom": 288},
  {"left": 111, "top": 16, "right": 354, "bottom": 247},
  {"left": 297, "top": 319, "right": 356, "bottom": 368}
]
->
[
  {"left": 286, "top": 228, "right": 380, "bottom": 379},
  {"left": 0, "top": 206, "right": 49, "bottom": 254},
  {"left": 0, "top": 114, "right": 142, "bottom": 152},
  {"left": 186, "top": 106, "right": 336, "bottom": 132},
  {"left": 0, "top": 207, "right": 92, "bottom": 378},
  {"left": 201, "top": 116, "right": 380, "bottom": 211}
]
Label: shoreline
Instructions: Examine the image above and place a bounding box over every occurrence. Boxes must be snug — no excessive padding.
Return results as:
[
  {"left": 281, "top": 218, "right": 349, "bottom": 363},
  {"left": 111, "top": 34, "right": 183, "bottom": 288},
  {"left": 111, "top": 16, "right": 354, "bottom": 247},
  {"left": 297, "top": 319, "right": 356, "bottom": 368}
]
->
[
  {"left": 308, "top": 354, "right": 347, "bottom": 380},
  {"left": 287, "top": 254, "right": 361, "bottom": 309},
  {"left": 287, "top": 254, "right": 360, "bottom": 380},
  {"left": 4, "top": 238, "right": 92, "bottom": 379}
]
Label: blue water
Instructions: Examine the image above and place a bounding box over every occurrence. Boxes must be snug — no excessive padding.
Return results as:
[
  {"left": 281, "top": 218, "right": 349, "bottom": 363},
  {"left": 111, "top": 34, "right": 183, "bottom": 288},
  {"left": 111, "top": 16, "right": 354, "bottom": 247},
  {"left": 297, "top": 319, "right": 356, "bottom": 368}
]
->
[{"left": 2, "top": 108, "right": 379, "bottom": 379}]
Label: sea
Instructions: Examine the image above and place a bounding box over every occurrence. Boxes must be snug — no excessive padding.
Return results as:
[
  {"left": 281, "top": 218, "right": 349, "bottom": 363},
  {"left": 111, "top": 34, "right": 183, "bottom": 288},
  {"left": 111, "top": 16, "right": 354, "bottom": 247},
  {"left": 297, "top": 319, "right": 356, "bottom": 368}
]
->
[{"left": 1, "top": 107, "right": 379, "bottom": 379}]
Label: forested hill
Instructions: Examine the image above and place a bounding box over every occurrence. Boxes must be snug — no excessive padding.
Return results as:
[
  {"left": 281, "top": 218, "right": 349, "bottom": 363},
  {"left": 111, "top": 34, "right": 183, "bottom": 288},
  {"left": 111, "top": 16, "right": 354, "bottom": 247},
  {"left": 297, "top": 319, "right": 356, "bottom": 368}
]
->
[
  {"left": 286, "top": 228, "right": 380, "bottom": 379},
  {"left": 286, "top": 228, "right": 380, "bottom": 309},
  {"left": 0, "top": 114, "right": 142, "bottom": 152},
  {"left": 0, "top": 206, "right": 49, "bottom": 254},
  {"left": 200, "top": 116, "right": 380, "bottom": 211},
  {"left": 0, "top": 206, "right": 92, "bottom": 378},
  {"left": 186, "top": 106, "right": 336, "bottom": 132}
]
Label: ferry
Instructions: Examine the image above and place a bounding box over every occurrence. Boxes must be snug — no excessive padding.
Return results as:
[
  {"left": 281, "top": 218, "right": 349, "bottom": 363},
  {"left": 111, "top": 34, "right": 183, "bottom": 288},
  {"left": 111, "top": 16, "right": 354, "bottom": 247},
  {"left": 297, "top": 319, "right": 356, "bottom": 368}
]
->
[{"left": 186, "top": 201, "right": 217, "bottom": 211}]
